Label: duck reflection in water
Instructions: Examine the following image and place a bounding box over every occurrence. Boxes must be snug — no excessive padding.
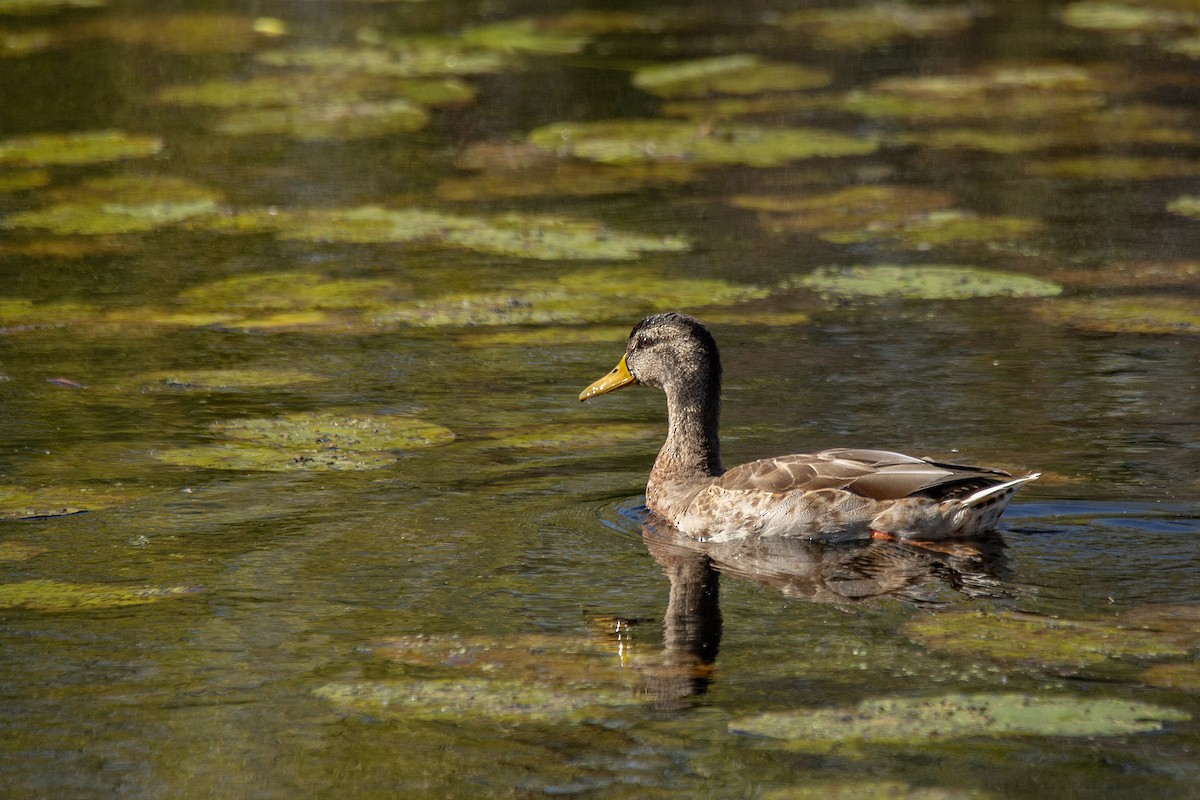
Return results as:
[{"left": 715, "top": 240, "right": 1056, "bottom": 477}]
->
[{"left": 620, "top": 514, "right": 1011, "bottom": 709}]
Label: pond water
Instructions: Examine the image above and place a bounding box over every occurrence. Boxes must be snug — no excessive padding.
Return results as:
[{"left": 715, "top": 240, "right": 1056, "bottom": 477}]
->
[{"left": 2, "top": 0, "right": 1200, "bottom": 797}]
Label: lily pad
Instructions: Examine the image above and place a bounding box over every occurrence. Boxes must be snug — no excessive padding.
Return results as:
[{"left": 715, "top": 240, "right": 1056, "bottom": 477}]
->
[
  {"left": 904, "top": 610, "right": 1193, "bottom": 669},
  {"left": 791, "top": 265, "right": 1062, "bottom": 300},
  {"left": 460, "top": 18, "right": 591, "bottom": 54},
  {"left": 632, "top": 54, "right": 831, "bottom": 98},
  {"left": 0, "top": 130, "right": 162, "bottom": 167},
  {"left": 730, "top": 693, "right": 1190, "bottom": 748},
  {"left": 315, "top": 677, "right": 630, "bottom": 724},
  {"left": 214, "top": 99, "right": 429, "bottom": 140},
  {"left": 157, "top": 411, "right": 453, "bottom": 473},
  {"left": 1168, "top": 195, "right": 1200, "bottom": 218},
  {"left": 197, "top": 205, "right": 690, "bottom": 261},
  {"left": 6, "top": 175, "right": 222, "bottom": 235},
  {"left": 0, "top": 579, "right": 200, "bottom": 612},
  {"left": 138, "top": 368, "right": 322, "bottom": 392},
  {"left": 372, "top": 267, "right": 767, "bottom": 327},
  {"left": 1037, "top": 296, "right": 1200, "bottom": 334},
  {"left": 781, "top": 3, "right": 985, "bottom": 49},
  {"left": 528, "top": 119, "right": 876, "bottom": 167}
]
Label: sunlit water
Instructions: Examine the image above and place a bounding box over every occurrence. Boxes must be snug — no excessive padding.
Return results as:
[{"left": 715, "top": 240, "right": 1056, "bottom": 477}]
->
[{"left": 2, "top": 0, "right": 1200, "bottom": 797}]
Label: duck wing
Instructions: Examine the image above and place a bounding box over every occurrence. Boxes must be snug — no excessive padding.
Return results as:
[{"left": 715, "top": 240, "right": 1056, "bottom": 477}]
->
[{"left": 715, "top": 448, "right": 1017, "bottom": 502}]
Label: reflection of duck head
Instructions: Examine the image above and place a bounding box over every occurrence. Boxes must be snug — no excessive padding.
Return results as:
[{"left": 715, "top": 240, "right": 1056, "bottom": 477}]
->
[
  {"left": 580, "top": 313, "right": 1038, "bottom": 541},
  {"left": 631, "top": 515, "right": 1011, "bottom": 707}
]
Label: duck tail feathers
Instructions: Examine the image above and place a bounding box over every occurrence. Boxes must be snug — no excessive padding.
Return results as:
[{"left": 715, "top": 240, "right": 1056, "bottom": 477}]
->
[{"left": 961, "top": 473, "right": 1040, "bottom": 507}]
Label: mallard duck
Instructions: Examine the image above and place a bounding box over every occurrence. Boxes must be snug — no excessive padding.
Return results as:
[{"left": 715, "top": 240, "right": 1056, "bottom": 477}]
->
[{"left": 580, "top": 312, "right": 1038, "bottom": 541}]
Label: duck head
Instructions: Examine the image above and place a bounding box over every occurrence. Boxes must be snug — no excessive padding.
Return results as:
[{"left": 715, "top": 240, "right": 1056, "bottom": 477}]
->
[{"left": 579, "top": 313, "right": 721, "bottom": 402}]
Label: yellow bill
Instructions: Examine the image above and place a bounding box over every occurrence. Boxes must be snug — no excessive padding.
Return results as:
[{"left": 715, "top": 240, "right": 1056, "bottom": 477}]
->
[{"left": 579, "top": 354, "right": 636, "bottom": 401}]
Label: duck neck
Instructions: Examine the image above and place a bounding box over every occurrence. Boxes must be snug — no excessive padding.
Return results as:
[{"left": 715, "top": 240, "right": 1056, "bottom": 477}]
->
[{"left": 653, "top": 384, "right": 723, "bottom": 481}]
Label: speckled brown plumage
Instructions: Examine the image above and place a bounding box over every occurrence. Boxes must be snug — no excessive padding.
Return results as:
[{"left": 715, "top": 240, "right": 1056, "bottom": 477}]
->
[{"left": 580, "top": 313, "right": 1038, "bottom": 541}]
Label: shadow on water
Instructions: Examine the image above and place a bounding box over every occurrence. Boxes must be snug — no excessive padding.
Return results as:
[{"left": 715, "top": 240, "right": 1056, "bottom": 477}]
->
[{"left": 604, "top": 504, "right": 1014, "bottom": 709}]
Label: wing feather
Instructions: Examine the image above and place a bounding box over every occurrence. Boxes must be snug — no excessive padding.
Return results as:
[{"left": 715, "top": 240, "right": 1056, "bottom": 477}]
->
[{"left": 714, "top": 448, "right": 1018, "bottom": 502}]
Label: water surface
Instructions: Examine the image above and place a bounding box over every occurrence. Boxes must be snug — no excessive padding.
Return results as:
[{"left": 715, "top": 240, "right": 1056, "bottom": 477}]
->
[{"left": 2, "top": 0, "right": 1199, "bottom": 797}]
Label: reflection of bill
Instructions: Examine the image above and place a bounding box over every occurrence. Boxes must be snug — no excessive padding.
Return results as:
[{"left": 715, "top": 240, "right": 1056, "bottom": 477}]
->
[{"left": 619, "top": 516, "right": 1011, "bottom": 708}]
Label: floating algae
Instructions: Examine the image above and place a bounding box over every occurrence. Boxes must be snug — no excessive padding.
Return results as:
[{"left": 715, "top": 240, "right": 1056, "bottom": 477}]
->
[
  {"left": 0, "top": 579, "right": 200, "bottom": 612},
  {"left": 790, "top": 265, "right": 1061, "bottom": 301},
  {"left": 371, "top": 267, "right": 767, "bottom": 327},
  {"left": 315, "top": 677, "right": 631, "bottom": 725},
  {"left": 904, "top": 608, "right": 1198, "bottom": 670},
  {"left": 0, "top": 0, "right": 103, "bottom": 15},
  {"left": 0, "top": 130, "right": 162, "bottom": 167},
  {"left": 1037, "top": 296, "right": 1200, "bottom": 335},
  {"left": 215, "top": 99, "right": 430, "bottom": 140},
  {"left": 817, "top": 210, "right": 1043, "bottom": 249},
  {"left": 0, "top": 484, "right": 151, "bottom": 520},
  {"left": 137, "top": 368, "right": 323, "bottom": 392},
  {"left": 195, "top": 205, "right": 690, "bottom": 261},
  {"left": 733, "top": 185, "right": 955, "bottom": 234},
  {"left": 730, "top": 692, "right": 1190, "bottom": 750},
  {"left": 528, "top": 119, "right": 876, "bottom": 167},
  {"left": 257, "top": 39, "right": 510, "bottom": 78},
  {"left": 75, "top": 12, "right": 285, "bottom": 54},
  {"left": 158, "top": 73, "right": 474, "bottom": 110},
  {"left": 780, "top": 2, "right": 986, "bottom": 49},
  {"left": 157, "top": 411, "right": 454, "bottom": 473},
  {"left": 632, "top": 54, "right": 831, "bottom": 98},
  {"left": 6, "top": 175, "right": 222, "bottom": 235},
  {"left": 460, "top": 18, "right": 591, "bottom": 54}
]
